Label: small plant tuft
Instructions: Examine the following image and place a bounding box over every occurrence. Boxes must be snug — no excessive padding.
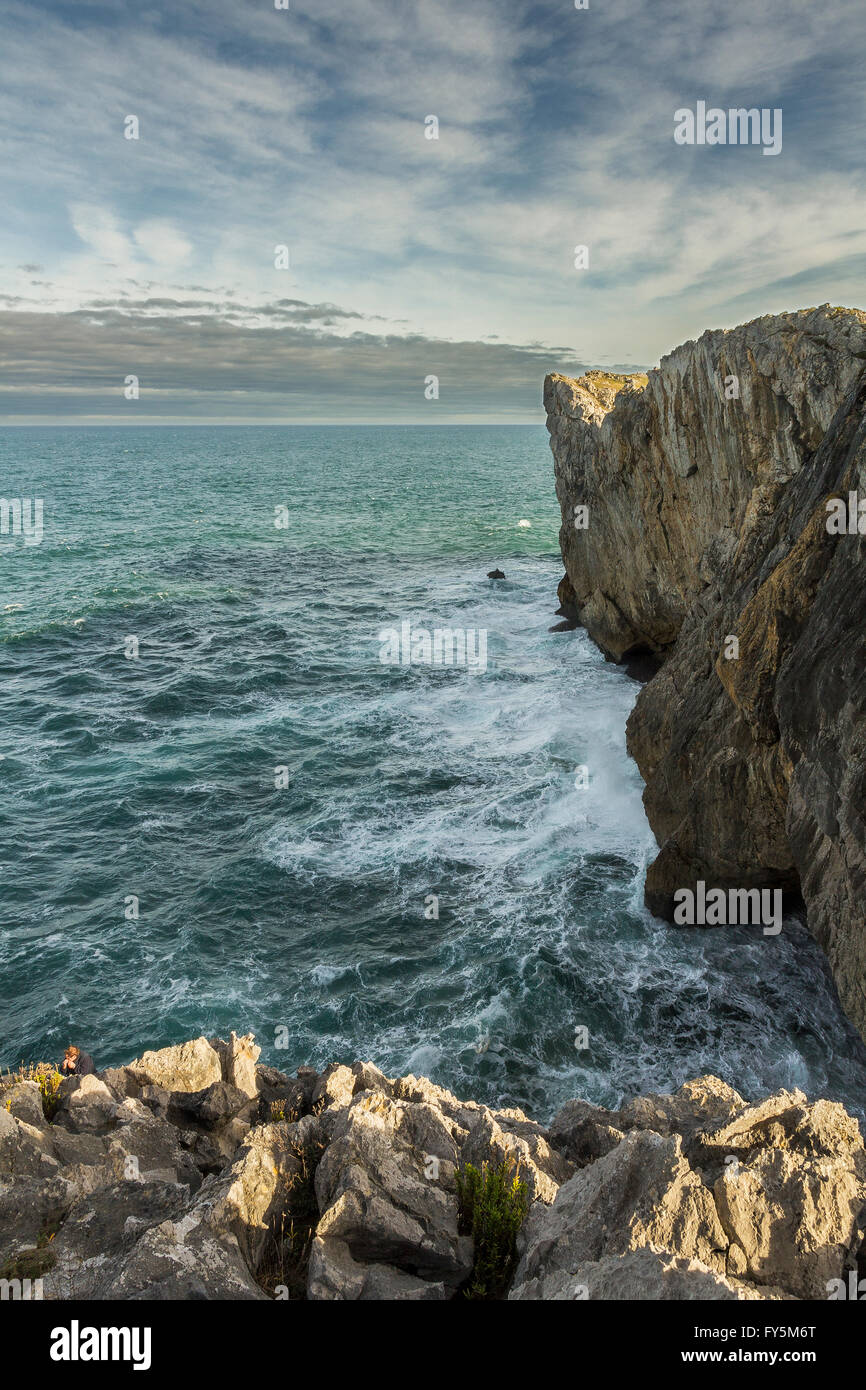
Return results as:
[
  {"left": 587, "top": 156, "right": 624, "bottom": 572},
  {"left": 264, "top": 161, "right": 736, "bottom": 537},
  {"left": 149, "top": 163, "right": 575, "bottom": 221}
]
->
[
  {"left": 0, "top": 1063, "right": 64, "bottom": 1120},
  {"left": 257, "top": 1134, "right": 327, "bottom": 1300},
  {"left": 269, "top": 1099, "right": 299, "bottom": 1124},
  {"left": 456, "top": 1155, "right": 529, "bottom": 1300}
]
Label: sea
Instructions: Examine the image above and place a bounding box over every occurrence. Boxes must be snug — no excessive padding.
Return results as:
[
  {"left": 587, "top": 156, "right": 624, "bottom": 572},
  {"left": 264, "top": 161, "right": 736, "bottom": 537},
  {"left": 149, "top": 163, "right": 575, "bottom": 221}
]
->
[{"left": 2, "top": 424, "right": 865, "bottom": 1122}]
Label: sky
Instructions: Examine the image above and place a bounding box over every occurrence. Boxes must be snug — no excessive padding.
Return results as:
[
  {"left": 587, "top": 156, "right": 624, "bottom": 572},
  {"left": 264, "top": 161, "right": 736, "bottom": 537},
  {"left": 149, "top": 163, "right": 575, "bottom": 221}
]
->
[{"left": 1, "top": 0, "right": 864, "bottom": 423}]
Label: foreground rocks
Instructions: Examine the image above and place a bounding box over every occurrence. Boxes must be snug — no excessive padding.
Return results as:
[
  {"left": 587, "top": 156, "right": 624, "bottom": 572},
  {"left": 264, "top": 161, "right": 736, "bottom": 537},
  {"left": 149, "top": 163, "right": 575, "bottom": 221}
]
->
[
  {"left": 544, "top": 306, "right": 866, "bottom": 1043},
  {"left": 2, "top": 1034, "right": 865, "bottom": 1300}
]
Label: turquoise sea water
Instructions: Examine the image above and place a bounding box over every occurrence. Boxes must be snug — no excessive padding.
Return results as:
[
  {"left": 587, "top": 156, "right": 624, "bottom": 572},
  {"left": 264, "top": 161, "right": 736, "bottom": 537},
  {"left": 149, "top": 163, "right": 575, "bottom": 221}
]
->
[{"left": 2, "top": 425, "right": 865, "bottom": 1121}]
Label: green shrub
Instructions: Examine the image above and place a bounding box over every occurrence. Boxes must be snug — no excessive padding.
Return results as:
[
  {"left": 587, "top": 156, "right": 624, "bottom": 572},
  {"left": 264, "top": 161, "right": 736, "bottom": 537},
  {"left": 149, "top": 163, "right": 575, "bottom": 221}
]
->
[{"left": 456, "top": 1156, "right": 529, "bottom": 1300}]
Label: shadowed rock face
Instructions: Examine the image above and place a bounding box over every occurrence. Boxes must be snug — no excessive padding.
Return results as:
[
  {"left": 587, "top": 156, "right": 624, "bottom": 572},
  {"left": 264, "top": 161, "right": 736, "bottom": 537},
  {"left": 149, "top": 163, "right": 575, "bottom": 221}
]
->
[{"left": 545, "top": 305, "right": 866, "bottom": 1040}]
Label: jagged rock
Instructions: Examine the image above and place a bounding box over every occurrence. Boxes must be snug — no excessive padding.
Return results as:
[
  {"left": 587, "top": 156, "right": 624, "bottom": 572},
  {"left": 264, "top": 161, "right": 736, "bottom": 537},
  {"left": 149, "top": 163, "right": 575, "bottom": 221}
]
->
[
  {"left": 516, "top": 1080, "right": 866, "bottom": 1302},
  {"left": 510, "top": 1246, "right": 792, "bottom": 1301},
  {"left": 313, "top": 1090, "right": 472, "bottom": 1292},
  {"left": 692, "top": 1091, "right": 866, "bottom": 1297},
  {"left": 42, "top": 1182, "right": 188, "bottom": 1300},
  {"left": 312, "top": 1063, "right": 356, "bottom": 1112},
  {"left": 3, "top": 1030, "right": 864, "bottom": 1302},
  {"left": 0, "top": 1174, "right": 72, "bottom": 1266},
  {"left": 460, "top": 1110, "right": 571, "bottom": 1204},
  {"left": 166, "top": 1081, "right": 253, "bottom": 1131},
  {"left": 210, "top": 1033, "right": 260, "bottom": 1099},
  {"left": 307, "top": 1236, "right": 448, "bottom": 1300},
  {"left": 53, "top": 1075, "right": 120, "bottom": 1134},
  {"left": 549, "top": 1077, "right": 747, "bottom": 1169},
  {"left": 548, "top": 1099, "right": 625, "bottom": 1167},
  {"left": 545, "top": 306, "right": 866, "bottom": 1043},
  {"left": 618, "top": 1076, "right": 748, "bottom": 1156},
  {"left": 512, "top": 1128, "right": 729, "bottom": 1304},
  {"left": 2, "top": 1081, "right": 47, "bottom": 1129},
  {"left": 128, "top": 1037, "right": 222, "bottom": 1093},
  {"left": 92, "top": 1118, "right": 318, "bottom": 1301},
  {"left": 255, "top": 1064, "right": 317, "bottom": 1124},
  {"left": 100, "top": 1067, "right": 142, "bottom": 1099}
]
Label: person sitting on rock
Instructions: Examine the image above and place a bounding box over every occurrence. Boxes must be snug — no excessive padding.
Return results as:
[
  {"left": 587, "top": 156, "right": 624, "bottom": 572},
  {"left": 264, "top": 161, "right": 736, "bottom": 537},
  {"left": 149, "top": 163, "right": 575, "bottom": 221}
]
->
[{"left": 60, "top": 1044, "right": 95, "bottom": 1076}]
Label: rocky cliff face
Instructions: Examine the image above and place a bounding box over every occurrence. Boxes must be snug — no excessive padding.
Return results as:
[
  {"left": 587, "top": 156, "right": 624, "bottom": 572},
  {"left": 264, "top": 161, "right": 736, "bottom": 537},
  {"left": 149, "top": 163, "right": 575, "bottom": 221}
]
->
[
  {"left": 545, "top": 306, "right": 866, "bottom": 1040},
  {"left": 2, "top": 1033, "right": 864, "bottom": 1300}
]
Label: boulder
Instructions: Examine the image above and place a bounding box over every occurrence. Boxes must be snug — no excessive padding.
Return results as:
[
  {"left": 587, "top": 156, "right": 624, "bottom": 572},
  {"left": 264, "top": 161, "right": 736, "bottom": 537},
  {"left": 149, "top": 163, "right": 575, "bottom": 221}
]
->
[
  {"left": 53, "top": 1075, "right": 120, "bottom": 1134},
  {"left": 2, "top": 1081, "right": 47, "bottom": 1129},
  {"left": 127, "top": 1037, "right": 221, "bottom": 1093},
  {"left": 312, "top": 1090, "right": 472, "bottom": 1293}
]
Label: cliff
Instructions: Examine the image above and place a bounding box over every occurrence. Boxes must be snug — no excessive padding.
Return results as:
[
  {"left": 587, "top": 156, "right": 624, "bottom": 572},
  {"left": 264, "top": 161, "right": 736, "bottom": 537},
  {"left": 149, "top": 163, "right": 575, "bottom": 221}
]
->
[
  {"left": 545, "top": 306, "right": 866, "bottom": 1040},
  {"left": 2, "top": 1033, "right": 864, "bottom": 1300}
]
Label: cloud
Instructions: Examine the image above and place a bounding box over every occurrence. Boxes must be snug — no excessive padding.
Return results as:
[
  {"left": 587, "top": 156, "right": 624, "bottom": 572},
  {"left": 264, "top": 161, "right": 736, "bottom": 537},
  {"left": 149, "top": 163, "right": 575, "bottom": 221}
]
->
[
  {"left": 132, "top": 220, "right": 193, "bottom": 269},
  {"left": 0, "top": 298, "right": 598, "bottom": 422},
  {"left": 0, "top": 0, "right": 863, "bottom": 407}
]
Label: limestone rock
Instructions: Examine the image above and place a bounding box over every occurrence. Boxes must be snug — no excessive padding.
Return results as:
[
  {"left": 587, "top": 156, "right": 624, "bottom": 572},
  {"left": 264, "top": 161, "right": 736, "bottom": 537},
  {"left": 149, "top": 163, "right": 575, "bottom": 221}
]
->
[
  {"left": 54, "top": 1075, "right": 120, "bottom": 1134},
  {"left": 313, "top": 1090, "right": 472, "bottom": 1290},
  {"left": 510, "top": 1246, "right": 792, "bottom": 1301},
  {"left": 210, "top": 1032, "right": 261, "bottom": 1099},
  {"left": 3, "top": 1030, "right": 863, "bottom": 1302},
  {"left": 545, "top": 305, "right": 866, "bottom": 1042},
  {"left": 2, "top": 1081, "right": 47, "bottom": 1129},
  {"left": 128, "top": 1037, "right": 222, "bottom": 1093},
  {"left": 307, "top": 1236, "right": 449, "bottom": 1300}
]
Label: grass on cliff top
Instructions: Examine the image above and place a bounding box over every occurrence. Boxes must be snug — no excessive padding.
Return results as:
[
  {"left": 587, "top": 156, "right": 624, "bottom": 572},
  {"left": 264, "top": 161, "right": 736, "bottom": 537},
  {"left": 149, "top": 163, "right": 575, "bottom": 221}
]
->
[
  {"left": 456, "top": 1156, "right": 529, "bottom": 1300},
  {"left": 583, "top": 369, "right": 649, "bottom": 391}
]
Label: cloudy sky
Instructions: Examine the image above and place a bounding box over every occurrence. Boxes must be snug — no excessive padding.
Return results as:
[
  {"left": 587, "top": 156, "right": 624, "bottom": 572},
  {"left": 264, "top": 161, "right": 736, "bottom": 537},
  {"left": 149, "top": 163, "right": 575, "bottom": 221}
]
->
[{"left": 1, "top": 0, "right": 864, "bottom": 422}]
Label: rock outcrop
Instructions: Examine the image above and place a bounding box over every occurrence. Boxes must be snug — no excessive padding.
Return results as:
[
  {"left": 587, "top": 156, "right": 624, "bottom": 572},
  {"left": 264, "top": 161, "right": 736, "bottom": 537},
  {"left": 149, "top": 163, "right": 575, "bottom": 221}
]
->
[
  {"left": 2, "top": 1034, "right": 864, "bottom": 1300},
  {"left": 545, "top": 306, "right": 866, "bottom": 1040}
]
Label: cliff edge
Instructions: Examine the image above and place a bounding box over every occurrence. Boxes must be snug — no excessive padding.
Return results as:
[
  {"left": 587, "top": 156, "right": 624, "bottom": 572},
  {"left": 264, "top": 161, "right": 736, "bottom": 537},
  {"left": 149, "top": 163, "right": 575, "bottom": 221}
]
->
[
  {"left": 545, "top": 306, "right": 866, "bottom": 1039},
  {"left": 2, "top": 1033, "right": 864, "bottom": 1300}
]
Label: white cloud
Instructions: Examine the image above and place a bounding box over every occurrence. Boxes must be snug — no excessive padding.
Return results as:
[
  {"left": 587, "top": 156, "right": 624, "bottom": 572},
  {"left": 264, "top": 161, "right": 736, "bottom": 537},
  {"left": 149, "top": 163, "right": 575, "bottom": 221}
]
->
[{"left": 132, "top": 219, "right": 193, "bottom": 268}]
